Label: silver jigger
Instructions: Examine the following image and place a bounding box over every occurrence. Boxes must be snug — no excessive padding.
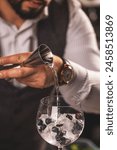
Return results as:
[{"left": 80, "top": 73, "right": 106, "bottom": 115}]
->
[
  {"left": 22, "top": 44, "right": 53, "bottom": 67},
  {"left": 0, "top": 44, "right": 53, "bottom": 70}
]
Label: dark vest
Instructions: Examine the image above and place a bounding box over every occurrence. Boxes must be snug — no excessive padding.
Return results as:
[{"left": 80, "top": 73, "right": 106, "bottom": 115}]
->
[{"left": 0, "top": 0, "right": 69, "bottom": 150}]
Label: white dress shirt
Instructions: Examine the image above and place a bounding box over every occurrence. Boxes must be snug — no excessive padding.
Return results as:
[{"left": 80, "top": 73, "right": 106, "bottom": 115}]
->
[
  {"left": 0, "top": 0, "right": 100, "bottom": 113},
  {"left": 60, "top": 0, "right": 100, "bottom": 113}
]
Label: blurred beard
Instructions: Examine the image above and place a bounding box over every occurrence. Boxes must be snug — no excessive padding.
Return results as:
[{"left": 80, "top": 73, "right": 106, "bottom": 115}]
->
[{"left": 8, "top": 0, "right": 47, "bottom": 19}]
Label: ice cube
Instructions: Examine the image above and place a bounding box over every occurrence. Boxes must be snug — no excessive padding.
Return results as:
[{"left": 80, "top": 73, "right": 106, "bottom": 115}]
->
[{"left": 72, "top": 121, "right": 83, "bottom": 134}]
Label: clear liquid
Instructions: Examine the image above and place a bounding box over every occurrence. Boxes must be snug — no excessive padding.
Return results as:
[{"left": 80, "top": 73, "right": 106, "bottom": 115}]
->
[
  {"left": 36, "top": 112, "right": 84, "bottom": 148},
  {"left": 49, "top": 65, "right": 60, "bottom": 117}
]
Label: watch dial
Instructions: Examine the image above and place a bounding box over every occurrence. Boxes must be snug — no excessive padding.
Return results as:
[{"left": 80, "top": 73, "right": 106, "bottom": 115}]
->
[{"left": 63, "top": 68, "right": 73, "bottom": 83}]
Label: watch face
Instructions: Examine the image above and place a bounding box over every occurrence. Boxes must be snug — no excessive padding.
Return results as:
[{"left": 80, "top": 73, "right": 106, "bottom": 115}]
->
[
  {"left": 62, "top": 66, "right": 73, "bottom": 83},
  {"left": 59, "top": 59, "right": 74, "bottom": 85}
]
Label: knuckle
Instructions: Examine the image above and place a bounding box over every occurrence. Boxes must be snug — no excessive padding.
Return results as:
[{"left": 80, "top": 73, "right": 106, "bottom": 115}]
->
[
  {"left": 17, "top": 55, "right": 25, "bottom": 63},
  {"left": 0, "top": 58, "right": 5, "bottom": 65},
  {"left": 0, "top": 72, "right": 3, "bottom": 78}
]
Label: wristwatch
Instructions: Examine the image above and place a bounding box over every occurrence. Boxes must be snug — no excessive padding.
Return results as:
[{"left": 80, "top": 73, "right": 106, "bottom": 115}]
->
[{"left": 58, "top": 59, "right": 74, "bottom": 86}]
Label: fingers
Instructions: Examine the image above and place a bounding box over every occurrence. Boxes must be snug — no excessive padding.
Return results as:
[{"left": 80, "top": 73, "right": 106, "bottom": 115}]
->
[
  {"left": 0, "top": 53, "right": 31, "bottom": 65},
  {"left": 0, "top": 67, "right": 35, "bottom": 79},
  {"left": 0, "top": 65, "right": 49, "bottom": 88},
  {"left": 16, "top": 73, "right": 41, "bottom": 88},
  {"left": 16, "top": 67, "right": 48, "bottom": 88}
]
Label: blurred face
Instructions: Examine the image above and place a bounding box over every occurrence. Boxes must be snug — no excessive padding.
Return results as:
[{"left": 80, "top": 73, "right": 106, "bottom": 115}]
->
[{"left": 8, "top": 0, "right": 52, "bottom": 19}]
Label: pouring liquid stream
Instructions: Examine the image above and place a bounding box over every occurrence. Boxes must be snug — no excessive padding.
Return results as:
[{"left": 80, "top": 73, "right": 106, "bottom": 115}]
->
[{"left": 49, "top": 64, "right": 60, "bottom": 118}]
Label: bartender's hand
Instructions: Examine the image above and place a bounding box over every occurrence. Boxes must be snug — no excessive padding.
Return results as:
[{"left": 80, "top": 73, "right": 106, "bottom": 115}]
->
[{"left": 0, "top": 52, "right": 63, "bottom": 88}]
